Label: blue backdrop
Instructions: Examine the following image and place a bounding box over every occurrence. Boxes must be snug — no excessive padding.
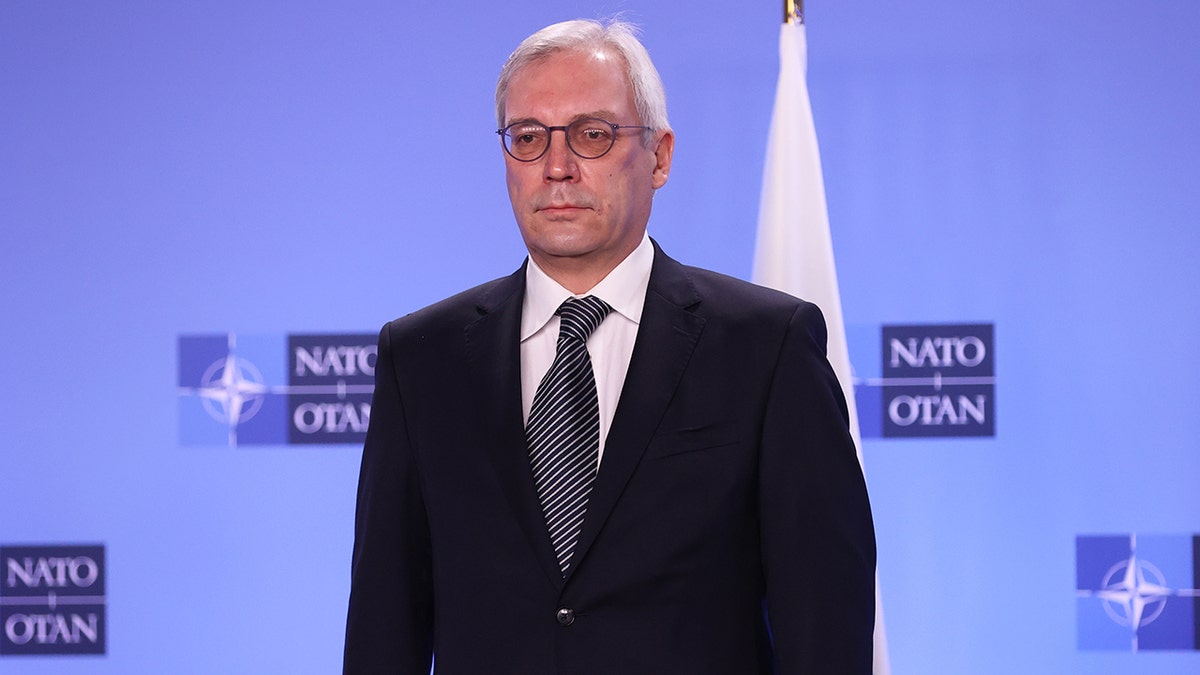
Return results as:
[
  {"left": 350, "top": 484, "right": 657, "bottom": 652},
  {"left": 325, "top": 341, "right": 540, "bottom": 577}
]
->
[{"left": 2, "top": 1, "right": 1198, "bottom": 673}]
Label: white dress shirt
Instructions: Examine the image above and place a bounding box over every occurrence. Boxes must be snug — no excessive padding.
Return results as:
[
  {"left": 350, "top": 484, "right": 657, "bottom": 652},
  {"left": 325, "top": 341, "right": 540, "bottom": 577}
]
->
[{"left": 520, "top": 234, "right": 653, "bottom": 464}]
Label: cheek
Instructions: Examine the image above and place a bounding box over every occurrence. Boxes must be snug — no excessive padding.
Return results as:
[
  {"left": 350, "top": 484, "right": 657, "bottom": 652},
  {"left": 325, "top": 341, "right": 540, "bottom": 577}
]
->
[{"left": 505, "top": 169, "right": 531, "bottom": 203}]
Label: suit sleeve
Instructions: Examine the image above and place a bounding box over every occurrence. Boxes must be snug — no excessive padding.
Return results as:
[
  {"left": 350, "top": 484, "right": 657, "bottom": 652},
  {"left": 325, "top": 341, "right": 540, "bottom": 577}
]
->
[
  {"left": 759, "top": 302, "right": 876, "bottom": 674},
  {"left": 343, "top": 324, "right": 434, "bottom": 674}
]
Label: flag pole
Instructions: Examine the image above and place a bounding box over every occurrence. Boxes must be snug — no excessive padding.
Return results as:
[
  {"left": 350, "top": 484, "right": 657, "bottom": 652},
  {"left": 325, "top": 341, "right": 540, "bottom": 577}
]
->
[{"left": 784, "top": 0, "right": 803, "bottom": 25}]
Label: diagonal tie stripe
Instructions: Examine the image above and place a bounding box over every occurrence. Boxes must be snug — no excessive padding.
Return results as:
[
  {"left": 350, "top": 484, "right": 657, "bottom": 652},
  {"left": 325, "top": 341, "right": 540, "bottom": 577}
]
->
[{"left": 527, "top": 295, "right": 611, "bottom": 575}]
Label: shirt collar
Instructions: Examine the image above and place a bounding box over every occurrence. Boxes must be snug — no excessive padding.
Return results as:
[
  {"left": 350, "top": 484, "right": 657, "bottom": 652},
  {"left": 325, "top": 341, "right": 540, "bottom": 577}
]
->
[{"left": 521, "top": 233, "right": 654, "bottom": 342}]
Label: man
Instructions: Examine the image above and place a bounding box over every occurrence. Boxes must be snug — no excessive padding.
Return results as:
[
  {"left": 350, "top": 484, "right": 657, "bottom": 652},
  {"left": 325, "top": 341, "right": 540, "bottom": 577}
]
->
[{"left": 344, "top": 18, "right": 875, "bottom": 674}]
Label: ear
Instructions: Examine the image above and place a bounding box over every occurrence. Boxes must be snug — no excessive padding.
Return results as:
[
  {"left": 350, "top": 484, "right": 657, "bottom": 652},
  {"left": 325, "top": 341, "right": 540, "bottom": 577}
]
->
[{"left": 650, "top": 130, "right": 674, "bottom": 189}]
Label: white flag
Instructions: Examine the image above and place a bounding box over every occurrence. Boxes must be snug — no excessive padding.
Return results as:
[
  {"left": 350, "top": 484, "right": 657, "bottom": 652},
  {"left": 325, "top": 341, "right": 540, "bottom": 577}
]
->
[{"left": 751, "top": 21, "right": 891, "bottom": 675}]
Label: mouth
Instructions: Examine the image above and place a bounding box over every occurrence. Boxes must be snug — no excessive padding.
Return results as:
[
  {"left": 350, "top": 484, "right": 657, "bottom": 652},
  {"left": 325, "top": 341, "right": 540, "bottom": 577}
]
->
[{"left": 537, "top": 203, "right": 591, "bottom": 216}]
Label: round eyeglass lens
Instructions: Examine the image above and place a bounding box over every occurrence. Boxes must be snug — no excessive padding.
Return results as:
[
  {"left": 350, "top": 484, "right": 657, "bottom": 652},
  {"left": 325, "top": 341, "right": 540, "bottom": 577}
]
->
[
  {"left": 566, "top": 118, "right": 616, "bottom": 159},
  {"left": 504, "top": 123, "right": 550, "bottom": 160}
]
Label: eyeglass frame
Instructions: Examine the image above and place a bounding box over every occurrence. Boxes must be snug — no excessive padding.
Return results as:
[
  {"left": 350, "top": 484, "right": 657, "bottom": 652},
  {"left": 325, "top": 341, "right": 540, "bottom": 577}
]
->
[{"left": 496, "top": 117, "right": 654, "bottom": 162}]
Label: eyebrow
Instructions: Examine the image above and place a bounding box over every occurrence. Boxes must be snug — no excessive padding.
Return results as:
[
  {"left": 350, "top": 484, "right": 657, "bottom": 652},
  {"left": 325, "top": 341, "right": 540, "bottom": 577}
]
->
[{"left": 503, "top": 110, "right": 623, "bottom": 127}]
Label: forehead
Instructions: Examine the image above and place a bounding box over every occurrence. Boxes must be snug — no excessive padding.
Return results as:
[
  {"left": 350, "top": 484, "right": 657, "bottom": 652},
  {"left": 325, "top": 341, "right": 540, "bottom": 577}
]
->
[{"left": 504, "top": 48, "right": 637, "bottom": 124}]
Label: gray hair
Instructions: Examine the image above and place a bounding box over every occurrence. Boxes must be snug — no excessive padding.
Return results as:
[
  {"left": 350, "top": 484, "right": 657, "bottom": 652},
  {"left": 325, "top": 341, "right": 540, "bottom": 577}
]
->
[{"left": 495, "top": 18, "right": 671, "bottom": 141}]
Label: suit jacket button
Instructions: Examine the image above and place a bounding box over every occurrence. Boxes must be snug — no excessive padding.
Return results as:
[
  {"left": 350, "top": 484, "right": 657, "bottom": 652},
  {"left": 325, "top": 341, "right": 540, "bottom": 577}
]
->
[{"left": 556, "top": 608, "right": 575, "bottom": 626}]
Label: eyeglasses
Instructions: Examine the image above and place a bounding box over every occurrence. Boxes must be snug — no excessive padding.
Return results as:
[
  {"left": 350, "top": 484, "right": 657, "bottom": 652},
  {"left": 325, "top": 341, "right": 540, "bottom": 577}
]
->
[{"left": 497, "top": 117, "right": 652, "bottom": 162}]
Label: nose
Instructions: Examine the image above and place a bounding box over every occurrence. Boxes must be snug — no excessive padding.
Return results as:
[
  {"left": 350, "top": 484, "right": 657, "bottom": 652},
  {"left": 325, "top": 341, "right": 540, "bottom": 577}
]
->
[{"left": 542, "top": 128, "right": 578, "bottom": 183}]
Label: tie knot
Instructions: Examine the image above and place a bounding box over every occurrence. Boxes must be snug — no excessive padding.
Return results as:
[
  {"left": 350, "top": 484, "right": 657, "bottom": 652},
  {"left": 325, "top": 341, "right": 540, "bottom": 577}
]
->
[{"left": 557, "top": 296, "right": 611, "bottom": 343}]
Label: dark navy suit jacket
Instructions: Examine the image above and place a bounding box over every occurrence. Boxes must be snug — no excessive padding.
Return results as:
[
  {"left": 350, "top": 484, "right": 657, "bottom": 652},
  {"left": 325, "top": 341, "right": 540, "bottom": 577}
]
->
[{"left": 344, "top": 242, "right": 876, "bottom": 674}]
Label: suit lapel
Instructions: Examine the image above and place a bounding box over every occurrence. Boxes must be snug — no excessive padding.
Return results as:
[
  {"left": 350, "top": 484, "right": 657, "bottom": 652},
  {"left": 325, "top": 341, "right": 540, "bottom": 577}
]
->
[
  {"left": 567, "top": 244, "right": 706, "bottom": 581},
  {"left": 464, "top": 265, "right": 565, "bottom": 589}
]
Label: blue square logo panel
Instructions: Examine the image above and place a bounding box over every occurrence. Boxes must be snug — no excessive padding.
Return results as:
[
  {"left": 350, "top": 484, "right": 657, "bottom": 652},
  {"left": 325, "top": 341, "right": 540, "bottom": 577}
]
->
[{"left": 1076, "top": 534, "right": 1199, "bottom": 652}]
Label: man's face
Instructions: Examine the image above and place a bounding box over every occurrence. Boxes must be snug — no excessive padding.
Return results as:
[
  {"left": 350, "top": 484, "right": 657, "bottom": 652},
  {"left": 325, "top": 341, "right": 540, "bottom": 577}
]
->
[{"left": 503, "top": 49, "right": 673, "bottom": 283}]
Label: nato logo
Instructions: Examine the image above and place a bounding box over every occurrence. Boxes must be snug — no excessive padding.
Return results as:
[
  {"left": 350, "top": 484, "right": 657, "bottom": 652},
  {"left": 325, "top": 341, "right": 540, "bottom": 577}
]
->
[
  {"left": 177, "top": 333, "right": 376, "bottom": 446},
  {"left": 854, "top": 323, "right": 995, "bottom": 438},
  {"left": 1, "top": 545, "right": 105, "bottom": 656},
  {"left": 1076, "top": 534, "right": 1200, "bottom": 651}
]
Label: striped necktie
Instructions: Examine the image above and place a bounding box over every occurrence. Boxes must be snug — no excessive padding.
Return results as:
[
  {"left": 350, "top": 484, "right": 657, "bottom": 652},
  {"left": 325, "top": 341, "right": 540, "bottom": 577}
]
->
[{"left": 527, "top": 295, "right": 612, "bottom": 575}]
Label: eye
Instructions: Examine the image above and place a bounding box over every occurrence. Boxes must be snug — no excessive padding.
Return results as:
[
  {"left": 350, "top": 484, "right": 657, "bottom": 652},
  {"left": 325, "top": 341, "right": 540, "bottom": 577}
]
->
[
  {"left": 579, "top": 125, "right": 612, "bottom": 141},
  {"left": 509, "top": 125, "right": 546, "bottom": 146}
]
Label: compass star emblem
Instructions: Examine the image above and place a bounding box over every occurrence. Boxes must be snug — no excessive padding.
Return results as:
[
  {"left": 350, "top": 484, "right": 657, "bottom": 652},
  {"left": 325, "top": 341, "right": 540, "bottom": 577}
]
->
[
  {"left": 197, "top": 355, "right": 268, "bottom": 445},
  {"left": 1095, "top": 553, "right": 1171, "bottom": 631}
]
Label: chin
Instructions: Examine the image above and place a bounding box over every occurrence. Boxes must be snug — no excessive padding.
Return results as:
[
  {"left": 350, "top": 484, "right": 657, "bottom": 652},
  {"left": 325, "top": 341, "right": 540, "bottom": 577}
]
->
[
  {"left": 524, "top": 224, "right": 599, "bottom": 254},
  {"left": 535, "top": 241, "right": 599, "bottom": 260}
]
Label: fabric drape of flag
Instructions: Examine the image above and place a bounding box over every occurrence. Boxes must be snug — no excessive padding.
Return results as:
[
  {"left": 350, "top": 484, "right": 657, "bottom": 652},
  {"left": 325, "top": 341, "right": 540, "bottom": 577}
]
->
[{"left": 751, "top": 20, "right": 891, "bottom": 675}]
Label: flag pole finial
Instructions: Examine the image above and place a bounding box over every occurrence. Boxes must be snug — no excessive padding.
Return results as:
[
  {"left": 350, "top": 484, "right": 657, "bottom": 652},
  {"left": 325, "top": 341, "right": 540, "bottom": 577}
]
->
[{"left": 784, "top": 0, "right": 804, "bottom": 25}]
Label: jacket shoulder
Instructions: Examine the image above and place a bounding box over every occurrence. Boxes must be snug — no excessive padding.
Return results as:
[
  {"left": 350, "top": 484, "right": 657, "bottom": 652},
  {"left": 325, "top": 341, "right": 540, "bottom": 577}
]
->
[
  {"left": 381, "top": 270, "right": 523, "bottom": 343},
  {"left": 680, "top": 263, "right": 822, "bottom": 320}
]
